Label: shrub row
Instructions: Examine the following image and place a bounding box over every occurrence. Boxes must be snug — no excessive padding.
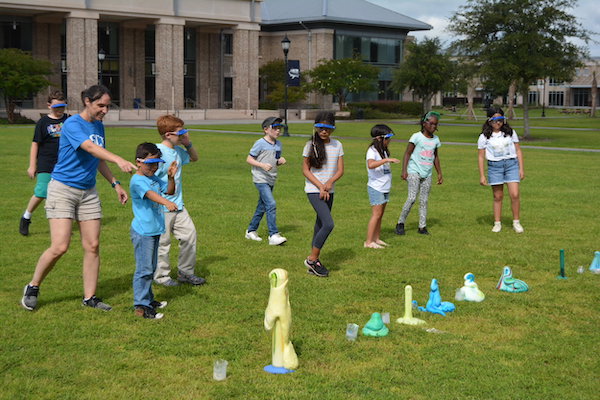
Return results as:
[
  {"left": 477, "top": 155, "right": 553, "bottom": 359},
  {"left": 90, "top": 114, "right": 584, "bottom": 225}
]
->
[{"left": 347, "top": 101, "right": 422, "bottom": 119}]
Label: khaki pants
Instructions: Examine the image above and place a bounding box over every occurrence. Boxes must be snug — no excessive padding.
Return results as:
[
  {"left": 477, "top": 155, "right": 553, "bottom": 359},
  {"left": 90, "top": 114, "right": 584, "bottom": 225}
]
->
[{"left": 154, "top": 207, "right": 197, "bottom": 283}]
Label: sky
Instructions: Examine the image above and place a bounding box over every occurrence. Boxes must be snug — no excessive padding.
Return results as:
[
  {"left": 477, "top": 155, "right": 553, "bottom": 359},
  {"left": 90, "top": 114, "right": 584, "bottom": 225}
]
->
[{"left": 368, "top": 0, "right": 600, "bottom": 57}]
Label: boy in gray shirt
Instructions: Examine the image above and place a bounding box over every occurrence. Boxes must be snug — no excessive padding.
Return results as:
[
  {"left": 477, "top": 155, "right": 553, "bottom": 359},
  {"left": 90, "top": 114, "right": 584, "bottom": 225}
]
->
[{"left": 244, "top": 117, "right": 287, "bottom": 245}]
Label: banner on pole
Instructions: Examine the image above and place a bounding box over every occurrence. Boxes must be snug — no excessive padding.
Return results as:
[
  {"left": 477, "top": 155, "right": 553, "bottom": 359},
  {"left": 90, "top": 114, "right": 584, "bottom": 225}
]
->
[{"left": 287, "top": 60, "right": 300, "bottom": 87}]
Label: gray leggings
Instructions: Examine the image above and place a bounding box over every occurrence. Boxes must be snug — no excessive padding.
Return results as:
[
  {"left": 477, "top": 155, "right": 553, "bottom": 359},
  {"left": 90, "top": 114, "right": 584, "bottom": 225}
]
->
[
  {"left": 398, "top": 174, "right": 432, "bottom": 228},
  {"left": 307, "top": 193, "right": 335, "bottom": 249}
]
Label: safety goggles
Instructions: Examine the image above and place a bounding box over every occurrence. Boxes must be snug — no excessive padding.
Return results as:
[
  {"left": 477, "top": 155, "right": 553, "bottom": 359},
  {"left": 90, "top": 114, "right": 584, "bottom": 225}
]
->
[
  {"left": 489, "top": 116, "right": 506, "bottom": 122},
  {"left": 50, "top": 103, "right": 68, "bottom": 108}
]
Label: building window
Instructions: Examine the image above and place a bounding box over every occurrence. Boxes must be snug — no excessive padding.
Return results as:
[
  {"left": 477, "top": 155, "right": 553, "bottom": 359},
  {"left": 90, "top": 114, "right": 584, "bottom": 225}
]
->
[
  {"left": 573, "top": 88, "right": 589, "bottom": 107},
  {"left": 548, "top": 78, "right": 563, "bottom": 86},
  {"left": 223, "top": 77, "right": 232, "bottom": 108},
  {"left": 548, "top": 91, "right": 564, "bottom": 106},
  {"left": 224, "top": 33, "right": 233, "bottom": 55},
  {"left": 528, "top": 91, "right": 538, "bottom": 105}
]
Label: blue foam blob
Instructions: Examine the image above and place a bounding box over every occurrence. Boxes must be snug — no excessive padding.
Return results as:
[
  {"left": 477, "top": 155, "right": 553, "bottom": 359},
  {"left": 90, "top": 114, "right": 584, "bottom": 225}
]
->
[{"left": 264, "top": 365, "right": 295, "bottom": 374}]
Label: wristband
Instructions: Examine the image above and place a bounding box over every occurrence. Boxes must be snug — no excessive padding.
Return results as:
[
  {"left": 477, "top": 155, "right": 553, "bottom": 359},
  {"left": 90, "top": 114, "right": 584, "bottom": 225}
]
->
[{"left": 111, "top": 180, "right": 121, "bottom": 188}]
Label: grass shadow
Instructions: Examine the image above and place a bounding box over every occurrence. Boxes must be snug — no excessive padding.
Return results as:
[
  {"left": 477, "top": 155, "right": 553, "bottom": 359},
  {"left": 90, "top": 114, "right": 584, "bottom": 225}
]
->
[
  {"left": 197, "top": 255, "right": 228, "bottom": 278},
  {"left": 327, "top": 247, "right": 356, "bottom": 271}
]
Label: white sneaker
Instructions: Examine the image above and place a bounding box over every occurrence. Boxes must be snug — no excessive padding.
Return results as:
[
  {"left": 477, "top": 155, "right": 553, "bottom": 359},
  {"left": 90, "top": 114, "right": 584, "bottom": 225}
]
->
[
  {"left": 268, "top": 233, "right": 287, "bottom": 245},
  {"left": 492, "top": 222, "right": 502, "bottom": 233},
  {"left": 245, "top": 230, "right": 262, "bottom": 241},
  {"left": 513, "top": 220, "right": 524, "bottom": 234}
]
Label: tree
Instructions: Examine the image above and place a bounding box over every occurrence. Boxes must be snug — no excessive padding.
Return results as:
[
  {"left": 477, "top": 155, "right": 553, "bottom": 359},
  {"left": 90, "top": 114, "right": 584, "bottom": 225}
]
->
[
  {"left": 305, "top": 57, "right": 378, "bottom": 111},
  {"left": 0, "top": 48, "right": 52, "bottom": 123},
  {"left": 449, "top": 0, "right": 591, "bottom": 138},
  {"left": 259, "top": 59, "right": 307, "bottom": 108},
  {"left": 391, "top": 37, "right": 454, "bottom": 112}
]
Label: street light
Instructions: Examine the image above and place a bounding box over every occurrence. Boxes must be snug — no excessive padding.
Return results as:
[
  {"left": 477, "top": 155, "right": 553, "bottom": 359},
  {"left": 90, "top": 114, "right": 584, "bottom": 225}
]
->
[
  {"left": 281, "top": 35, "right": 291, "bottom": 136},
  {"left": 541, "top": 78, "right": 546, "bottom": 117},
  {"left": 98, "top": 49, "right": 106, "bottom": 86}
]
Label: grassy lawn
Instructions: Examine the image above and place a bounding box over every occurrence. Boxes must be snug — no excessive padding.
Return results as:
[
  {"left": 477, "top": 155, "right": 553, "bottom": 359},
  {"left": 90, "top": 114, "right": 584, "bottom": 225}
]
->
[{"left": 0, "top": 121, "right": 598, "bottom": 399}]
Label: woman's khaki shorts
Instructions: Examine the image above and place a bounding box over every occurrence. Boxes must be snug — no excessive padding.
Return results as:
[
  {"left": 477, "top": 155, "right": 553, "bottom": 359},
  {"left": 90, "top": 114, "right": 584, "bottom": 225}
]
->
[{"left": 45, "top": 179, "right": 102, "bottom": 221}]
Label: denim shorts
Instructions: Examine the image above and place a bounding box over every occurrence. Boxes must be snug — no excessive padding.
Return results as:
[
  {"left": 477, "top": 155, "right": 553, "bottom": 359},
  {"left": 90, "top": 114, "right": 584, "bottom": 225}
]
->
[
  {"left": 367, "top": 185, "right": 389, "bottom": 206},
  {"left": 488, "top": 158, "right": 520, "bottom": 185}
]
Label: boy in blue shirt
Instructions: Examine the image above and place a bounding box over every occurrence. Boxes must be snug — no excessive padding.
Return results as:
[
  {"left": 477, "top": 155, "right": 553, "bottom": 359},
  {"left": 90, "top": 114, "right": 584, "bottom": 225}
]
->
[
  {"left": 153, "top": 115, "right": 205, "bottom": 287},
  {"left": 244, "top": 117, "right": 287, "bottom": 245},
  {"left": 130, "top": 143, "right": 178, "bottom": 319}
]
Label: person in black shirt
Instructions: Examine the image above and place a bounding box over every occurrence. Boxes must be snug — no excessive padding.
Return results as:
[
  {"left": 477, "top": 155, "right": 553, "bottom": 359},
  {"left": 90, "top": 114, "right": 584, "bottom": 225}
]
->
[{"left": 20, "top": 91, "right": 70, "bottom": 236}]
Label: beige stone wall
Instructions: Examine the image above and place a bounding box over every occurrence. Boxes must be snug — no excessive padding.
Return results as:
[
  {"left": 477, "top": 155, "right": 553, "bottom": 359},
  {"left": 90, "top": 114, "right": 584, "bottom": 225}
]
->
[
  {"left": 32, "top": 22, "right": 62, "bottom": 108},
  {"left": 232, "top": 28, "right": 259, "bottom": 110},
  {"left": 65, "top": 14, "right": 100, "bottom": 108},
  {"left": 155, "top": 22, "right": 185, "bottom": 110}
]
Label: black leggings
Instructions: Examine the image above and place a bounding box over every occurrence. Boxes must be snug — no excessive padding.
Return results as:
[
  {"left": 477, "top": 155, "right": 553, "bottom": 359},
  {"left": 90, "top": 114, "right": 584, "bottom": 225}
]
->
[{"left": 307, "top": 193, "right": 334, "bottom": 249}]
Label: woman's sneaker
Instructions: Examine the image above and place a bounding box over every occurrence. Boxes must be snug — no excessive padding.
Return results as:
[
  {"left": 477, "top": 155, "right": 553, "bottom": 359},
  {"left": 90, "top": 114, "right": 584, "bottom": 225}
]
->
[
  {"left": 304, "top": 258, "right": 329, "bottom": 277},
  {"left": 82, "top": 295, "right": 112, "bottom": 311},
  {"left": 492, "top": 222, "right": 502, "bottom": 233},
  {"left": 135, "top": 305, "right": 164, "bottom": 319},
  {"left": 21, "top": 284, "right": 39, "bottom": 311},
  {"left": 513, "top": 220, "right": 524, "bottom": 234}
]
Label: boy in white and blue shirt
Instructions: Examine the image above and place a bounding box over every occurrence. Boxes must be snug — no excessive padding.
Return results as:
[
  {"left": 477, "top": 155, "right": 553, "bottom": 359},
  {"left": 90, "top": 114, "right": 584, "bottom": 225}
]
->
[
  {"left": 130, "top": 142, "right": 178, "bottom": 319},
  {"left": 244, "top": 117, "right": 287, "bottom": 245}
]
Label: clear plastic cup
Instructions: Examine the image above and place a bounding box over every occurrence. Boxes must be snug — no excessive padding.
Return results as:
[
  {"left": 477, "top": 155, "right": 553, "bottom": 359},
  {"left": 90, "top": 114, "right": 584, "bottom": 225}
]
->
[
  {"left": 346, "top": 323, "right": 359, "bottom": 341},
  {"left": 382, "top": 312, "right": 390, "bottom": 324},
  {"left": 213, "top": 359, "right": 228, "bottom": 381}
]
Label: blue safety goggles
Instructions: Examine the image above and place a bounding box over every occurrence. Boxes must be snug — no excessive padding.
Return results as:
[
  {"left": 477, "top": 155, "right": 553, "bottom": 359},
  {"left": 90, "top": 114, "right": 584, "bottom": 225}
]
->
[
  {"left": 176, "top": 129, "right": 189, "bottom": 135},
  {"left": 50, "top": 103, "right": 67, "bottom": 108},
  {"left": 137, "top": 158, "right": 165, "bottom": 164},
  {"left": 489, "top": 116, "right": 506, "bottom": 122},
  {"left": 382, "top": 133, "right": 395, "bottom": 139},
  {"left": 314, "top": 123, "right": 336, "bottom": 130},
  {"left": 270, "top": 123, "right": 285, "bottom": 129}
]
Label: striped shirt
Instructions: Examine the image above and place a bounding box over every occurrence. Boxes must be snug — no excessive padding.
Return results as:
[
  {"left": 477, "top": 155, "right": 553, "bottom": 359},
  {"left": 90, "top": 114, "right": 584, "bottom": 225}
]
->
[{"left": 302, "top": 139, "right": 344, "bottom": 193}]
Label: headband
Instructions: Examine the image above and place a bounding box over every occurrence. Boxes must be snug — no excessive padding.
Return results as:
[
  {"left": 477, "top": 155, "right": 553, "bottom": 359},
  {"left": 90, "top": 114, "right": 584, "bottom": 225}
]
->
[
  {"left": 422, "top": 111, "right": 441, "bottom": 122},
  {"left": 314, "top": 123, "right": 336, "bottom": 130},
  {"left": 137, "top": 158, "right": 165, "bottom": 164}
]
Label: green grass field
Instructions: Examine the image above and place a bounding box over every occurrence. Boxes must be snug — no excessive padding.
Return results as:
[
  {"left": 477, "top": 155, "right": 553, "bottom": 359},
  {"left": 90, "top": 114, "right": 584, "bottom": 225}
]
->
[{"left": 0, "top": 118, "right": 599, "bottom": 400}]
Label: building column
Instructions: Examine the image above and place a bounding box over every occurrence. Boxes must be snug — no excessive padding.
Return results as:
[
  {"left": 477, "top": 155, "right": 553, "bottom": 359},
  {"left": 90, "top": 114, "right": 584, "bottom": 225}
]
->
[
  {"left": 121, "top": 24, "right": 146, "bottom": 109},
  {"left": 32, "top": 18, "right": 62, "bottom": 108},
  {"left": 232, "top": 25, "right": 259, "bottom": 110},
  {"left": 197, "top": 31, "right": 222, "bottom": 109},
  {"left": 66, "top": 11, "right": 100, "bottom": 108},
  {"left": 155, "top": 18, "right": 184, "bottom": 110}
]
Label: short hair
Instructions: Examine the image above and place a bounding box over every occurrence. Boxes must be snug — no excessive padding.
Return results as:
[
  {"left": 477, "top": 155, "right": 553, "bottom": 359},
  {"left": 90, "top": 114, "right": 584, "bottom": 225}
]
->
[
  {"left": 156, "top": 114, "right": 185, "bottom": 138},
  {"left": 136, "top": 142, "right": 161, "bottom": 160},
  {"left": 81, "top": 85, "right": 111, "bottom": 105},
  {"left": 47, "top": 90, "right": 66, "bottom": 104}
]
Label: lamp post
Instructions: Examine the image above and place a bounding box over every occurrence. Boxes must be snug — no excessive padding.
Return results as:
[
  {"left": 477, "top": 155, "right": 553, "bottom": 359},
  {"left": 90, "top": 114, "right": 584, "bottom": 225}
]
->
[
  {"left": 281, "top": 35, "right": 290, "bottom": 136},
  {"left": 541, "top": 78, "right": 546, "bottom": 117},
  {"left": 98, "top": 49, "right": 106, "bottom": 86}
]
